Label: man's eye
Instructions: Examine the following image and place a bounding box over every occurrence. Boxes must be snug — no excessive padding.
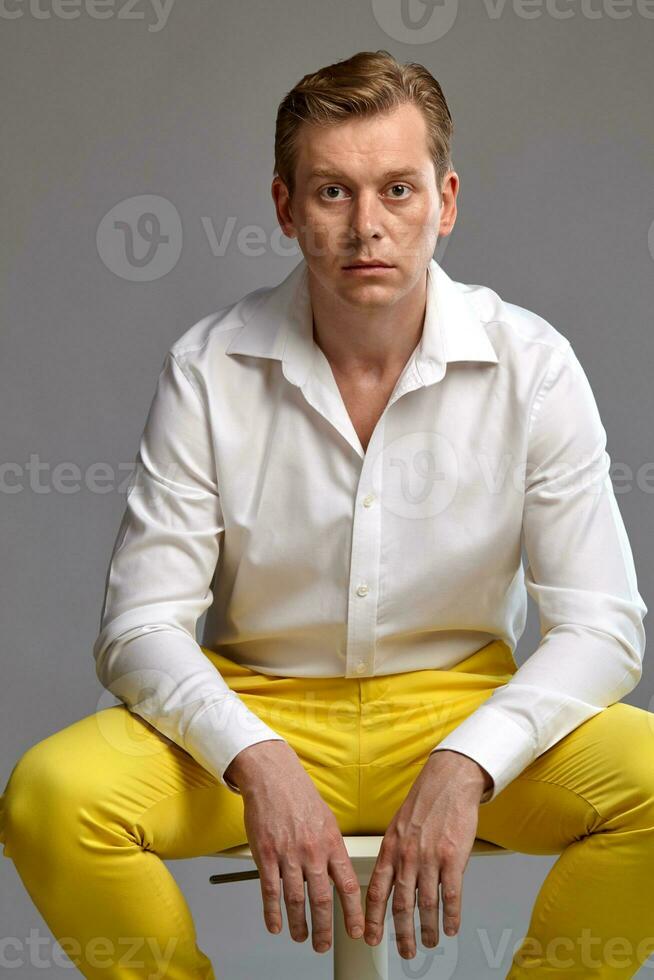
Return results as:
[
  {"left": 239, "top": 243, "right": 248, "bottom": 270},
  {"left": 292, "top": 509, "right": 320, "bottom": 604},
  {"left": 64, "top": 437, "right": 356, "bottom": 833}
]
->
[
  {"left": 318, "top": 184, "right": 412, "bottom": 201},
  {"left": 320, "top": 186, "right": 346, "bottom": 200},
  {"left": 388, "top": 184, "right": 411, "bottom": 198}
]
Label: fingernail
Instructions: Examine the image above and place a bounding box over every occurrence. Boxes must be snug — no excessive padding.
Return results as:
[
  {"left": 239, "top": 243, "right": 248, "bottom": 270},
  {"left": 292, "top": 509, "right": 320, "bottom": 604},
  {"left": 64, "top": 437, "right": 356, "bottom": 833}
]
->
[
  {"left": 316, "top": 942, "right": 329, "bottom": 953},
  {"left": 351, "top": 926, "right": 363, "bottom": 938}
]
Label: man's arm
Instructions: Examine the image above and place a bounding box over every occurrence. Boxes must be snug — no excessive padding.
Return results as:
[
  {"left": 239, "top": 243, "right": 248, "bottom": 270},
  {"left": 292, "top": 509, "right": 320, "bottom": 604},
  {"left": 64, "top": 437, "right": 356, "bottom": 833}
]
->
[
  {"left": 429, "top": 340, "right": 647, "bottom": 804},
  {"left": 93, "top": 349, "right": 287, "bottom": 793},
  {"left": 93, "top": 348, "right": 372, "bottom": 949}
]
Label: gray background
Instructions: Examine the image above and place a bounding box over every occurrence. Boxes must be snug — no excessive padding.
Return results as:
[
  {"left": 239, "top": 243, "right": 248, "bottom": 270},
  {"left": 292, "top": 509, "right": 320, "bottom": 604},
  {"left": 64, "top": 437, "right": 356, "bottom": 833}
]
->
[{"left": 1, "top": 0, "right": 653, "bottom": 976}]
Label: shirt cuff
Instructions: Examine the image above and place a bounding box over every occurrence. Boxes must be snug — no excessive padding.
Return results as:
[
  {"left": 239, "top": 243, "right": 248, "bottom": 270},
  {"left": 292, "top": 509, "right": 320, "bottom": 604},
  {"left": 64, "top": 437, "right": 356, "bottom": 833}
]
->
[
  {"left": 429, "top": 702, "right": 537, "bottom": 804},
  {"left": 182, "top": 692, "right": 288, "bottom": 793}
]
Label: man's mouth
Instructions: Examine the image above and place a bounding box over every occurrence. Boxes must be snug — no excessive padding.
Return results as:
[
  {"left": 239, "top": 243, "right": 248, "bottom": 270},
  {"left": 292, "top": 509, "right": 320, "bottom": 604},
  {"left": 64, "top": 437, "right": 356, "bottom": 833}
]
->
[{"left": 342, "top": 261, "right": 395, "bottom": 270}]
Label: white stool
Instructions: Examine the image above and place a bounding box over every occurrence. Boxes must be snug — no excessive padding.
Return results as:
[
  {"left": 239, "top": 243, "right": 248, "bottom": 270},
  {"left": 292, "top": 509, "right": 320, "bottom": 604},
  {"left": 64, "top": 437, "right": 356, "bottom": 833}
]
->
[{"left": 209, "top": 835, "right": 513, "bottom": 979}]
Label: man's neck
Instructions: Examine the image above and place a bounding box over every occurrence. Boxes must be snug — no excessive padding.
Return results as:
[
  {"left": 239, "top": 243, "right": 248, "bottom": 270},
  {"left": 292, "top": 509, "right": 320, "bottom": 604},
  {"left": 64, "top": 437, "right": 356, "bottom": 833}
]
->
[{"left": 309, "top": 267, "right": 428, "bottom": 384}]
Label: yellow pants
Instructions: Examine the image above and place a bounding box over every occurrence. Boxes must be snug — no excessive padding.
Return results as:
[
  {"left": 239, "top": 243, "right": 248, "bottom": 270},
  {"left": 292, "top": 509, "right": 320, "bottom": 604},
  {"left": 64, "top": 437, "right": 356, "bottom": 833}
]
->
[{"left": 2, "top": 639, "right": 654, "bottom": 978}]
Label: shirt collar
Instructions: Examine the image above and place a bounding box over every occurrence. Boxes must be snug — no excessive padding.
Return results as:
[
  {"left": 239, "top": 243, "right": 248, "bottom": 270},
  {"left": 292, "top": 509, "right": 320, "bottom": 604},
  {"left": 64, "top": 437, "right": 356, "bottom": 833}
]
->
[{"left": 224, "top": 255, "right": 499, "bottom": 388}]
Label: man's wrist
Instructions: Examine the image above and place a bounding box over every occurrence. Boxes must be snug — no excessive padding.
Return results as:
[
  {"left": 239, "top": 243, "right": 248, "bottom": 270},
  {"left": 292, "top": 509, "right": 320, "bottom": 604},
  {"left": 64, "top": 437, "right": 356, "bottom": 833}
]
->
[
  {"left": 223, "top": 743, "right": 267, "bottom": 790},
  {"left": 428, "top": 748, "right": 494, "bottom": 801},
  {"left": 223, "top": 739, "right": 291, "bottom": 792}
]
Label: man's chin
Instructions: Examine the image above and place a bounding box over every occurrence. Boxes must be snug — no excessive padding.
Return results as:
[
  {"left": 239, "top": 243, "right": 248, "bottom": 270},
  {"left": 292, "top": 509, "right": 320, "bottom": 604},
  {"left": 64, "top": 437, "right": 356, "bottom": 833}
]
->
[{"left": 333, "top": 282, "right": 402, "bottom": 311}]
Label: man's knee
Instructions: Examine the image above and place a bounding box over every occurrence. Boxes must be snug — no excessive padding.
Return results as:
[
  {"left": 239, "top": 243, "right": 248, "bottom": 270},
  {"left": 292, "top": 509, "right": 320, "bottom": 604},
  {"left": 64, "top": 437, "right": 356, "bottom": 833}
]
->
[
  {"left": 1, "top": 734, "right": 79, "bottom": 855},
  {"left": 601, "top": 703, "right": 654, "bottom": 822}
]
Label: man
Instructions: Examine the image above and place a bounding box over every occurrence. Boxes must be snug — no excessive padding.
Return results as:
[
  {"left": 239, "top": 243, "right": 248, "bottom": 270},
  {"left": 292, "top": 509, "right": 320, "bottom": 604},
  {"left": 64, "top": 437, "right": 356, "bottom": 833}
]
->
[{"left": 1, "top": 49, "right": 651, "bottom": 978}]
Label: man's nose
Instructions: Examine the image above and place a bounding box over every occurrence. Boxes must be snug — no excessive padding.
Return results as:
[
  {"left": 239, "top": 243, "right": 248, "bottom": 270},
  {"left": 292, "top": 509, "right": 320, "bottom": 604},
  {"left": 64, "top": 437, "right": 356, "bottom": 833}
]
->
[{"left": 348, "top": 190, "right": 384, "bottom": 240}]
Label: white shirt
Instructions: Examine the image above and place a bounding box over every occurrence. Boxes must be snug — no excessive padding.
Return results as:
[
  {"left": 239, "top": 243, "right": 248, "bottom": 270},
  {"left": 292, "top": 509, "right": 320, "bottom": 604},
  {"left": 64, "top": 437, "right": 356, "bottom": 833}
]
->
[{"left": 93, "top": 256, "right": 647, "bottom": 805}]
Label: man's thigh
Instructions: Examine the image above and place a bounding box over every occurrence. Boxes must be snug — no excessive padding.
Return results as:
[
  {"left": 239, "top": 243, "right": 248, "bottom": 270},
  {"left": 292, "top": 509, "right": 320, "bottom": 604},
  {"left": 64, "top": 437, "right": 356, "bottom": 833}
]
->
[
  {"left": 2, "top": 697, "right": 367, "bottom": 860},
  {"left": 475, "top": 702, "right": 654, "bottom": 853},
  {"left": 1, "top": 705, "right": 249, "bottom": 861}
]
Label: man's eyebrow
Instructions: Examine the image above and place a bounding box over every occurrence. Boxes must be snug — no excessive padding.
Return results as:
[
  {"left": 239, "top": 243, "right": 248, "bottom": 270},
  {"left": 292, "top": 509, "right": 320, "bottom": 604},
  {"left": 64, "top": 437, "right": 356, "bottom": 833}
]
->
[{"left": 307, "top": 167, "right": 427, "bottom": 181}]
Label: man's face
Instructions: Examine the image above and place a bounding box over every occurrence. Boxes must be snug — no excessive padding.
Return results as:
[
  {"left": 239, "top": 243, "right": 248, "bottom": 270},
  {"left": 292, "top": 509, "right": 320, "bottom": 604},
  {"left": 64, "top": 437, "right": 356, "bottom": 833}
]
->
[{"left": 272, "top": 101, "right": 458, "bottom": 308}]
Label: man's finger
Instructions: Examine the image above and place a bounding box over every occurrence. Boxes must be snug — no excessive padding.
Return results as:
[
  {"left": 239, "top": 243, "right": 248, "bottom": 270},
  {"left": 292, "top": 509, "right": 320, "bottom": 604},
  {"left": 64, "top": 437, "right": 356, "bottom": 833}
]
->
[
  {"left": 417, "top": 863, "right": 440, "bottom": 947},
  {"left": 258, "top": 859, "right": 283, "bottom": 935},
  {"left": 440, "top": 864, "right": 463, "bottom": 937},
  {"left": 304, "top": 865, "right": 334, "bottom": 953},
  {"left": 364, "top": 856, "right": 395, "bottom": 945},
  {"left": 329, "top": 852, "right": 365, "bottom": 940},
  {"left": 281, "top": 862, "right": 309, "bottom": 943},
  {"left": 391, "top": 861, "right": 419, "bottom": 959}
]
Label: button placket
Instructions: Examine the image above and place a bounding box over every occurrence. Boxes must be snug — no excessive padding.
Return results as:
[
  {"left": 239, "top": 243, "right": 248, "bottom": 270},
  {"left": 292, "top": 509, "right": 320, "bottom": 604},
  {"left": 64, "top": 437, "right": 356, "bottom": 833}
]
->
[{"left": 344, "top": 424, "right": 384, "bottom": 678}]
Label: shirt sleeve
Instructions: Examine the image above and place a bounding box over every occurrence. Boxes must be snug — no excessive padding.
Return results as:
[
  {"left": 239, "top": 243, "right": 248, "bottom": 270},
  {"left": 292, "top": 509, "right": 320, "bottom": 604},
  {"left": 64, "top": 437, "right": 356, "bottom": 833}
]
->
[
  {"left": 92, "top": 350, "right": 287, "bottom": 793},
  {"left": 429, "top": 341, "right": 648, "bottom": 804}
]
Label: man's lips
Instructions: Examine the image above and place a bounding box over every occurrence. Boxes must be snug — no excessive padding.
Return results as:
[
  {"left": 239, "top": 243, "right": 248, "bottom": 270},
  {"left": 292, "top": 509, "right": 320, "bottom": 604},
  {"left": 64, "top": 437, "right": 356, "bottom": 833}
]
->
[{"left": 342, "top": 262, "right": 394, "bottom": 269}]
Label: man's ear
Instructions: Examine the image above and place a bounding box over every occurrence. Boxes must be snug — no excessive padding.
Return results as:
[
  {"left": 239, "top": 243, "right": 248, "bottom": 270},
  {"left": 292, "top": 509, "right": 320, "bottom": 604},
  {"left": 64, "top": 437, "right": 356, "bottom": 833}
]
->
[
  {"left": 438, "top": 171, "right": 459, "bottom": 238},
  {"left": 271, "top": 176, "right": 297, "bottom": 239}
]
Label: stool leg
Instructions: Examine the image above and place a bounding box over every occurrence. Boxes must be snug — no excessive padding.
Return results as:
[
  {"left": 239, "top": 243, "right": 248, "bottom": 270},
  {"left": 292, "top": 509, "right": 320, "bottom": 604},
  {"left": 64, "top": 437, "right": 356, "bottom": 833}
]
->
[{"left": 333, "top": 883, "right": 388, "bottom": 980}]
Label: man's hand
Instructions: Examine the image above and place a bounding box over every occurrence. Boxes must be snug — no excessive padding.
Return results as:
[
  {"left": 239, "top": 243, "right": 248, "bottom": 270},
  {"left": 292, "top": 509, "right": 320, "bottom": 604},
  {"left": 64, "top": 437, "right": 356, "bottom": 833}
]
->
[
  {"left": 363, "top": 750, "right": 491, "bottom": 959},
  {"left": 224, "top": 740, "right": 365, "bottom": 953}
]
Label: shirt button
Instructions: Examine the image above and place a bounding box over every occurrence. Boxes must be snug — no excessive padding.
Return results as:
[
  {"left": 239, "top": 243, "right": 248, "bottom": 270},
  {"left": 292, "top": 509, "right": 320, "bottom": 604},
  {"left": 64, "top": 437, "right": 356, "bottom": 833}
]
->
[
  {"left": 356, "top": 583, "right": 369, "bottom": 597},
  {"left": 362, "top": 493, "right": 375, "bottom": 507},
  {"left": 355, "top": 660, "right": 366, "bottom": 673}
]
